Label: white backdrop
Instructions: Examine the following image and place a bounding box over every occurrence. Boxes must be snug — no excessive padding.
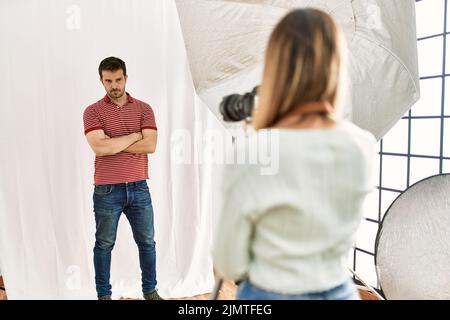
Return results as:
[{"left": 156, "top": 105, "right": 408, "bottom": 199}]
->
[{"left": 0, "top": 0, "right": 221, "bottom": 299}]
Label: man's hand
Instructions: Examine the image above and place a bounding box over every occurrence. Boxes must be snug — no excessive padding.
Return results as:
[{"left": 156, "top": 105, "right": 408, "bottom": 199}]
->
[
  {"left": 133, "top": 132, "right": 144, "bottom": 141},
  {"left": 123, "top": 129, "right": 157, "bottom": 154}
]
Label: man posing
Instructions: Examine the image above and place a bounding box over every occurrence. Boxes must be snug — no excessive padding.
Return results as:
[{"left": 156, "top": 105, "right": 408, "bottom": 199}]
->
[{"left": 83, "top": 57, "right": 162, "bottom": 300}]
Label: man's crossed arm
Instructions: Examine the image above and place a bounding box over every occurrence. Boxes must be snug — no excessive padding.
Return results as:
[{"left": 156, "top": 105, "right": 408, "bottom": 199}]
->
[{"left": 85, "top": 129, "right": 158, "bottom": 156}]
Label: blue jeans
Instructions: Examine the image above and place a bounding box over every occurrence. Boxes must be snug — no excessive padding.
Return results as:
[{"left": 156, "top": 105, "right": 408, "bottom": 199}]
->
[
  {"left": 93, "top": 180, "right": 157, "bottom": 298},
  {"left": 237, "top": 278, "right": 360, "bottom": 300}
]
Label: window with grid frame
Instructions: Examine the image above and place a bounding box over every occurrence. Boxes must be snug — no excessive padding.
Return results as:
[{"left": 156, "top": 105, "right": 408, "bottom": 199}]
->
[{"left": 350, "top": 0, "right": 449, "bottom": 291}]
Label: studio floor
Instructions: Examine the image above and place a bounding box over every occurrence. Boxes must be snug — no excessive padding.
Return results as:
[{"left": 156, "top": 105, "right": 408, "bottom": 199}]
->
[
  {"left": 0, "top": 276, "right": 237, "bottom": 300},
  {"left": 0, "top": 276, "right": 380, "bottom": 300}
]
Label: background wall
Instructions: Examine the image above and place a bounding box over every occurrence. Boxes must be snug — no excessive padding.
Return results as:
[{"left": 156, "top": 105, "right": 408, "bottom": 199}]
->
[{"left": 0, "top": 0, "right": 222, "bottom": 299}]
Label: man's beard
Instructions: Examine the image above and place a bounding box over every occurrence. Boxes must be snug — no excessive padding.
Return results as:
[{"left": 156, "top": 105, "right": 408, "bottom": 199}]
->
[{"left": 109, "top": 89, "right": 124, "bottom": 98}]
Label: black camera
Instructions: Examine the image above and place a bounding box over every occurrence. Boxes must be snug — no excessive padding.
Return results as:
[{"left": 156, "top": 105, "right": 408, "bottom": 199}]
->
[{"left": 219, "top": 86, "right": 259, "bottom": 122}]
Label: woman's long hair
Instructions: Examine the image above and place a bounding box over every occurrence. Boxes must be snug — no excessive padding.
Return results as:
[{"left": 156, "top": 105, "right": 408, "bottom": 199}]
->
[{"left": 252, "top": 8, "right": 347, "bottom": 130}]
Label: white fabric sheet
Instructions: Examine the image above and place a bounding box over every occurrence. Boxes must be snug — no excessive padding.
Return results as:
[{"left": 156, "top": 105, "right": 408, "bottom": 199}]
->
[{"left": 0, "top": 0, "right": 218, "bottom": 299}]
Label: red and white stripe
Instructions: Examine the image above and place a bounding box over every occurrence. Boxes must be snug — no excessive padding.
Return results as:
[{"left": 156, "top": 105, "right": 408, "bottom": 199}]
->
[{"left": 83, "top": 93, "right": 157, "bottom": 185}]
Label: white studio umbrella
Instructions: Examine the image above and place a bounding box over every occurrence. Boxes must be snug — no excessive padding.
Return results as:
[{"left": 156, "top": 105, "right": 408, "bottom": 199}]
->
[{"left": 175, "top": 0, "right": 420, "bottom": 139}]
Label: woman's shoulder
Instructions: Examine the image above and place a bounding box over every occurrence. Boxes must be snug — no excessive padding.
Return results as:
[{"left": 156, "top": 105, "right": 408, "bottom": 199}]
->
[
  {"left": 337, "top": 121, "right": 377, "bottom": 154},
  {"left": 331, "top": 121, "right": 378, "bottom": 166}
]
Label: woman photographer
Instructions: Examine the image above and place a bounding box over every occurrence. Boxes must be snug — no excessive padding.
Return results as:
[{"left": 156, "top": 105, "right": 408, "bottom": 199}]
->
[{"left": 213, "top": 8, "right": 376, "bottom": 300}]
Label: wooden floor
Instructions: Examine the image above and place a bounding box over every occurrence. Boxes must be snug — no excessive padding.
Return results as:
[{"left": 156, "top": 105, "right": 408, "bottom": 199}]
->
[
  {"left": 0, "top": 277, "right": 6, "bottom": 300},
  {"left": 0, "top": 276, "right": 236, "bottom": 300},
  {"left": 0, "top": 276, "right": 380, "bottom": 300},
  {"left": 171, "top": 280, "right": 237, "bottom": 300}
]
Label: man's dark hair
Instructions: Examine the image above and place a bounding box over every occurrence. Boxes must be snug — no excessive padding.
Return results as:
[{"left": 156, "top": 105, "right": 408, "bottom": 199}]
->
[{"left": 98, "top": 57, "right": 127, "bottom": 79}]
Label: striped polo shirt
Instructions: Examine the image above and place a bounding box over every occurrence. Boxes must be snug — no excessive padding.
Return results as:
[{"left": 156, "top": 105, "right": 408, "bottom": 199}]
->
[{"left": 83, "top": 93, "right": 157, "bottom": 185}]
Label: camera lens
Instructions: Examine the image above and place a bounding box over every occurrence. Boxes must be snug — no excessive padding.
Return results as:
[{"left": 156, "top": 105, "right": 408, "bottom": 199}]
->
[{"left": 219, "top": 86, "right": 258, "bottom": 122}]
